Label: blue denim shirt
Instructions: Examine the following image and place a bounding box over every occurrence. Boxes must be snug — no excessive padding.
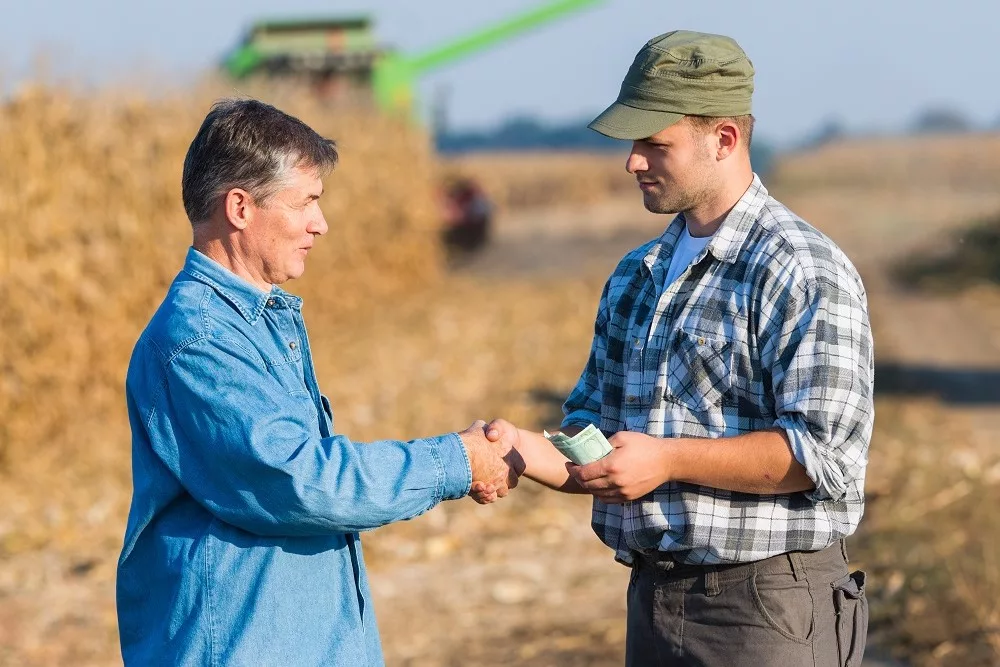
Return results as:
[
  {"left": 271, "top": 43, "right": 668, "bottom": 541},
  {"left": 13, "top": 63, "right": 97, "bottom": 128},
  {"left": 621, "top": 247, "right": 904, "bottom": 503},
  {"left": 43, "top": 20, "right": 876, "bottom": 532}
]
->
[{"left": 118, "top": 248, "right": 472, "bottom": 666}]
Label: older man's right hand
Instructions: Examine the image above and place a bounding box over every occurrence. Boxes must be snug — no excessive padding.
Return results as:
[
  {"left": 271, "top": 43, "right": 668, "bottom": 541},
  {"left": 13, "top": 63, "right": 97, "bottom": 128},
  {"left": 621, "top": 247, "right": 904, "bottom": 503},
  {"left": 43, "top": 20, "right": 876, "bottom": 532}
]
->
[{"left": 459, "top": 420, "right": 523, "bottom": 502}]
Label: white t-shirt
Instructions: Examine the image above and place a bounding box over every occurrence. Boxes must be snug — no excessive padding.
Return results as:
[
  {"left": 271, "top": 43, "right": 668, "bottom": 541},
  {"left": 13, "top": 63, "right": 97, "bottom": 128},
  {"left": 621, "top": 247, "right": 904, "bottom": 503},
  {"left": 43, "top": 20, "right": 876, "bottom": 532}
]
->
[
  {"left": 664, "top": 225, "right": 713, "bottom": 287},
  {"left": 658, "top": 224, "right": 713, "bottom": 552}
]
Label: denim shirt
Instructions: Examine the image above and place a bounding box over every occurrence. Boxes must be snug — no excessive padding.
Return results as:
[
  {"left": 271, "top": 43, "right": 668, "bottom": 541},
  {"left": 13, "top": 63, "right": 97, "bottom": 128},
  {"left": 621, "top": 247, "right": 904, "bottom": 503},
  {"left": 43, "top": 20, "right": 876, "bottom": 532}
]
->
[{"left": 118, "top": 248, "right": 472, "bottom": 666}]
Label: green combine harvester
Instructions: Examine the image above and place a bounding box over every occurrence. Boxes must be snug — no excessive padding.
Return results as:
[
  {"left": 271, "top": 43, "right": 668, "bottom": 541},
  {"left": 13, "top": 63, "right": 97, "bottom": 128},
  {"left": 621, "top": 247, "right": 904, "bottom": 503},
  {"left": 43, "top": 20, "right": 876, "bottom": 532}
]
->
[
  {"left": 221, "top": 0, "right": 602, "bottom": 256},
  {"left": 222, "top": 0, "right": 602, "bottom": 116}
]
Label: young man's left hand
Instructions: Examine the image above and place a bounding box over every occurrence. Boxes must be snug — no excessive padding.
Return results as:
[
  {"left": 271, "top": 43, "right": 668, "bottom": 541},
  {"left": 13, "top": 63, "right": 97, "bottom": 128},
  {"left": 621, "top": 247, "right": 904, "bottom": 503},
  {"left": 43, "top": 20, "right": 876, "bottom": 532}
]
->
[{"left": 567, "top": 431, "right": 672, "bottom": 503}]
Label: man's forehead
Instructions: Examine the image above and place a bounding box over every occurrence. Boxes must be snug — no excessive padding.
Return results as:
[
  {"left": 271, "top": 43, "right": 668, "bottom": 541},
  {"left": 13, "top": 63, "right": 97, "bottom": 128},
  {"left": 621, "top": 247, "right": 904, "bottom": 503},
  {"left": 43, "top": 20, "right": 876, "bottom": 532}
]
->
[{"left": 287, "top": 165, "right": 324, "bottom": 192}]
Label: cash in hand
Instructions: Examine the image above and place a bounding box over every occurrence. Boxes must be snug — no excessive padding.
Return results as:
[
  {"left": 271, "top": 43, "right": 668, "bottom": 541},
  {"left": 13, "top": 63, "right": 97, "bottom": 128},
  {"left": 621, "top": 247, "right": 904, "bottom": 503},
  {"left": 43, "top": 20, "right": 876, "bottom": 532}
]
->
[{"left": 543, "top": 424, "right": 613, "bottom": 465}]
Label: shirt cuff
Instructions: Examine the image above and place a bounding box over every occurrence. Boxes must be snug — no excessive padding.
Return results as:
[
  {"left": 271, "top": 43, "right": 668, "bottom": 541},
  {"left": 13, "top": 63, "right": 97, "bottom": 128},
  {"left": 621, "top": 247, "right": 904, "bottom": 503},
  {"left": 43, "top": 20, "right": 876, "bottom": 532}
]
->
[
  {"left": 776, "top": 414, "right": 848, "bottom": 502},
  {"left": 561, "top": 410, "right": 600, "bottom": 431},
  {"left": 435, "top": 432, "right": 472, "bottom": 500}
]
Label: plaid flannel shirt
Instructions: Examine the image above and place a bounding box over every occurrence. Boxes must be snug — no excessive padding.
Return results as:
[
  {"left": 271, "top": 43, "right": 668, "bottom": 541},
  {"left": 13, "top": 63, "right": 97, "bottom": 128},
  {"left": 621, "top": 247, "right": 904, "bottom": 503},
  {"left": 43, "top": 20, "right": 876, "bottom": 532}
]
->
[{"left": 562, "top": 175, "right": 874, "bottom": 566}]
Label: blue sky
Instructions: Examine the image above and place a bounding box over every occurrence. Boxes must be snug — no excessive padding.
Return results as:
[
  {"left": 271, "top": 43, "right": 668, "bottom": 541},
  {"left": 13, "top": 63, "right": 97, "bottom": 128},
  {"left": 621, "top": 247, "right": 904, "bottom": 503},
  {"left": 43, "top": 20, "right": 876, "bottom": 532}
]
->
[{"left": 1, "top": 0, "right": 995, "bottom": 146}]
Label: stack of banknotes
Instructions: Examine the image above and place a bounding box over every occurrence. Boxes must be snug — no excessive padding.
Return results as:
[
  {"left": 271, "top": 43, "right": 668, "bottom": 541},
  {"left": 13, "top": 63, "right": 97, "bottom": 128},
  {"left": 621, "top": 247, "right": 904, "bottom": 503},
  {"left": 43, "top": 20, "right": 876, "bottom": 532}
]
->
[{"left": 543, "top": 424, "right": 613, "bottom": 465}]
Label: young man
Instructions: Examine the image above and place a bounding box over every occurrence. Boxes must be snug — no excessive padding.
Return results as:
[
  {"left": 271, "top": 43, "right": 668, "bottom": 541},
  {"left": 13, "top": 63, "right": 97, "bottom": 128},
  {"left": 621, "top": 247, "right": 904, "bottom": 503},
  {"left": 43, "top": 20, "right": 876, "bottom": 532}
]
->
[{"left": 482, "top": 30, "right": 873, "bottom": 666}]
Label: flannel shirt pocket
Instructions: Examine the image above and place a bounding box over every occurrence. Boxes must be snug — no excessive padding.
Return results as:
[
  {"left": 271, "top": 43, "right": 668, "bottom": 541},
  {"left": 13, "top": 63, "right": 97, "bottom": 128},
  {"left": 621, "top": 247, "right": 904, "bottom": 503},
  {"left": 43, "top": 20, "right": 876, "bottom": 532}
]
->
[{"left": 665, "top": 329, "right": 733, "bottom": 411}]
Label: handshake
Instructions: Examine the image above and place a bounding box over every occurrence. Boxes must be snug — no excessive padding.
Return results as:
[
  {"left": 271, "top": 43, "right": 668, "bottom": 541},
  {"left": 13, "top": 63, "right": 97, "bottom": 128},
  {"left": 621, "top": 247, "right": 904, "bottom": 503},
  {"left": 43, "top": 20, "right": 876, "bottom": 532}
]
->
[
  {"left": 458, "top": 420, "right": 525, "bottom": 503},
  {"left": 458, "top": 419, "right": 616, "bottom": 505}
]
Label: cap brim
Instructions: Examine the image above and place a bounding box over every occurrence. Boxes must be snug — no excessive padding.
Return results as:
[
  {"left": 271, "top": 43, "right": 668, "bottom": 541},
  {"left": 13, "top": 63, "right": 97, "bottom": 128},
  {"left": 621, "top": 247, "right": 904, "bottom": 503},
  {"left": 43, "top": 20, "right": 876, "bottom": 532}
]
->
[{"left": 588, "top": 101, "right": 685, "bottom": 140}]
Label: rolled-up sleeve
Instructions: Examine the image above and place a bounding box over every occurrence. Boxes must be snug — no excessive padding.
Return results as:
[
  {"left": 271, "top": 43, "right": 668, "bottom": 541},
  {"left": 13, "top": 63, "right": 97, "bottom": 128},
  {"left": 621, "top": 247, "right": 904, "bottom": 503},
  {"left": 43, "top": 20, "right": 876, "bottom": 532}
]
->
[
  {"left": 764, "top": 275, "right": 874, "bottom": 502},
  {"left": 152, "top": 335, "right": 472, "bottom": 537}
]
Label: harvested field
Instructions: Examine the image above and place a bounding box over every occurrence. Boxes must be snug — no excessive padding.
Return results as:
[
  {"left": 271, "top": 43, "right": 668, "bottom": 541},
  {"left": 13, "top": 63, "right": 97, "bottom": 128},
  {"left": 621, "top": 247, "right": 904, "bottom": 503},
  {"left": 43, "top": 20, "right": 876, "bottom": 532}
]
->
[
  {"left": 0, "top": 84, "right": 443, "bottom": 470},
  {"left": 1, "top": 85, "right": 999, "bottom": 667},
  {"left": 771, "top": 133, "right": 1000, "bottom": 192},
  {"left": 441, "top": 151, "right": 632, "bottom": 212}
]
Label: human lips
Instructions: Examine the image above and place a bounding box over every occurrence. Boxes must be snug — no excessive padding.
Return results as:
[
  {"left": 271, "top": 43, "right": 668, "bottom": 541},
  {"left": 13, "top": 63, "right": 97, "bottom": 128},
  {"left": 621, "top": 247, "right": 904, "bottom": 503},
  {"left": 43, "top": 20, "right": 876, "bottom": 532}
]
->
[{"left": 637, "top": 180, "right": 658, "bottom": 191}]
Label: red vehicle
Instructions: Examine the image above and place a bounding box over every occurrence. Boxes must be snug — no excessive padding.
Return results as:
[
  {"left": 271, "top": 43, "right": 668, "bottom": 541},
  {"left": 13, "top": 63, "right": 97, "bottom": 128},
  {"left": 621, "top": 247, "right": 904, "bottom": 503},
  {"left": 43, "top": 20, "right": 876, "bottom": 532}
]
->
[{"left": 441, "top": 177, "right": 493, "bottom": 254}]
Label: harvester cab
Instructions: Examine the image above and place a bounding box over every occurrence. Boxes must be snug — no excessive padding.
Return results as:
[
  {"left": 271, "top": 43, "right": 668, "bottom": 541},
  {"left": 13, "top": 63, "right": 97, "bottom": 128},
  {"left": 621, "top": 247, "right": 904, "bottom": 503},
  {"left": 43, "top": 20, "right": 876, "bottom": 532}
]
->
[{"left": 223, "top": 17, "right": 383, "bottom": 106}]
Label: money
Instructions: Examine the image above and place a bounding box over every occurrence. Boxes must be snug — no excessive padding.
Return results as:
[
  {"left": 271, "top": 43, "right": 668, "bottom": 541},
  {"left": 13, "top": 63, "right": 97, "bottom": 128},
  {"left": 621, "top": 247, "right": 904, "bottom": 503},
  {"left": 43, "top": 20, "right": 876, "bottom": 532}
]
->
[{"left": 543, "top": 424, "right": 613, "bottom": 465}]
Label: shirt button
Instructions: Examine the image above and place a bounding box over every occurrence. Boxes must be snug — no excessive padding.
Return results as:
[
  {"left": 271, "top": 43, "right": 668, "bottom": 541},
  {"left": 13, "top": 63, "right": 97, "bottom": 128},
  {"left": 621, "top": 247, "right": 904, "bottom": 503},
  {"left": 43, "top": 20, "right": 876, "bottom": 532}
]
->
[
  {"left": 266, "top": 298, "right": 275, "bottom": 307},
  {"left": 289, "top": 341, "right": 298, "bottom": 350},
  {"left": 626, "top": 395, "right": 638, "bottom": 403},
  {"left": 698, "top": 337, "right": 706, "bottom": 345}
]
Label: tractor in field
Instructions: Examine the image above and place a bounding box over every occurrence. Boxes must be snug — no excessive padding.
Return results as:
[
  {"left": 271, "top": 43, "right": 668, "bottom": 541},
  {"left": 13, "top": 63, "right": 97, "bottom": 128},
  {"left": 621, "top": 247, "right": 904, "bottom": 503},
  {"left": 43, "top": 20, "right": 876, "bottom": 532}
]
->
[{"left": 221, "top": 1, "right": 601, "bottom": 254}]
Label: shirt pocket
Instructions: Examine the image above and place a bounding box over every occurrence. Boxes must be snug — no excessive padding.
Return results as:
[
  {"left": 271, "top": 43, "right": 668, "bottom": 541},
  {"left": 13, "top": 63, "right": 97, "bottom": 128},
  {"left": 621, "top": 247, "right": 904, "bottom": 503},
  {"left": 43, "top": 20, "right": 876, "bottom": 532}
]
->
[
  {"left": 264, "top": 346, "right": 309, "bottom": 396},
  {"left": 665, "top": 328, "right": 733, "bottom": 411}
]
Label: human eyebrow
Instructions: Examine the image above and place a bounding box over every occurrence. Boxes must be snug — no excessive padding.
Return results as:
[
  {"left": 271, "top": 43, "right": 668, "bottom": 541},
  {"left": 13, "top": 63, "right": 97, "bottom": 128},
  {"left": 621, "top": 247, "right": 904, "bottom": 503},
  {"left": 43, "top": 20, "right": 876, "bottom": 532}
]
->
[{"left": 644, "top": 138, "right": 671, "bottom": 147}]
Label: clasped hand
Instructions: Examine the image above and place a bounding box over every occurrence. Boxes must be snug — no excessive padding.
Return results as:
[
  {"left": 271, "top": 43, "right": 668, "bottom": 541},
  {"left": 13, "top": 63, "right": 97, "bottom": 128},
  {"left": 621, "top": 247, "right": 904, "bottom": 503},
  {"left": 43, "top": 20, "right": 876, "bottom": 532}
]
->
[{"left": 459, "top": 420, "right": 524, "bottom": 503}]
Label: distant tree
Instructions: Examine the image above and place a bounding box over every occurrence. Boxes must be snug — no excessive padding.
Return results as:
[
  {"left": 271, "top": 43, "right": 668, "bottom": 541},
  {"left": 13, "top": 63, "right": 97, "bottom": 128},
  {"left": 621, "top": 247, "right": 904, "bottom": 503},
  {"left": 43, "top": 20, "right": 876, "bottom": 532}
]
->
[
  {"left": 803, "top": 118, "right": 847, "bottom": 148},
  {"left": 436, "top": 114, "right": 777, "bottom": 179},
  {"left": 910, "top": 107, "right": 972, "bottom": 134}
]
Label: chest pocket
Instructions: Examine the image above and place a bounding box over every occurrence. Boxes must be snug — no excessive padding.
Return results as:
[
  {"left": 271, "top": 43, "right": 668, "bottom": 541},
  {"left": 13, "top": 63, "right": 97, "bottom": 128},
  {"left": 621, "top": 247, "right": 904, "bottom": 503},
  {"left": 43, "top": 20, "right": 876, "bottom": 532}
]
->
[
  {"left": 264, "top": 346, "right": 309, "bottom": 396},
  {"left": 665, "top": 329, "right": 733, "bottom": 411}
]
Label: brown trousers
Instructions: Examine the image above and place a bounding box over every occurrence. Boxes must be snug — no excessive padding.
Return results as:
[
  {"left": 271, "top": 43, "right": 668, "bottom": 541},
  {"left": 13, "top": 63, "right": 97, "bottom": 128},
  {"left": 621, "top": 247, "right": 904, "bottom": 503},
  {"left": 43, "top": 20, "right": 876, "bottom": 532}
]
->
[{"left": 625, "top": 541, "right": 868, "bottom": 667}]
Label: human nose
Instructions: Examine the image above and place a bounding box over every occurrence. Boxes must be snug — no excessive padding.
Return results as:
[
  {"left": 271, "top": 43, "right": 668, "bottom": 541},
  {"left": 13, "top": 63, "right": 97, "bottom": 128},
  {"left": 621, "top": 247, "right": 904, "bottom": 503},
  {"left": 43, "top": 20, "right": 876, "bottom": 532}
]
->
[
  {"left": 626, "top": 145, "right": 648, "bottom": 175},
  {"left": 309, "top": 211, "right": 329, "bottom": 236}
]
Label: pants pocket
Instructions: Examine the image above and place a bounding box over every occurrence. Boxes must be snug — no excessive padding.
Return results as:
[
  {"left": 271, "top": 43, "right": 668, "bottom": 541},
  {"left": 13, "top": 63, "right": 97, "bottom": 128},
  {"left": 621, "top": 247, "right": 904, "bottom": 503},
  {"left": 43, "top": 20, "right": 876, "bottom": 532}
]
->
[
  {"left": 750, "top": 570, "right": 815, "bottom": 644},
  {"left": 832, "top": 570, "right": 869, "bottom": 667}
]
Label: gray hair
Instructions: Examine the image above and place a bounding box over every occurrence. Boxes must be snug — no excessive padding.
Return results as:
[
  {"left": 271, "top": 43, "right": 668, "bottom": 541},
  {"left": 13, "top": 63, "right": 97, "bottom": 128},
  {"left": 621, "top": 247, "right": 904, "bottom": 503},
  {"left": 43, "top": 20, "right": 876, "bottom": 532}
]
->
[{"left": 181, "top": 98, "right": 338, "bottom": 224}]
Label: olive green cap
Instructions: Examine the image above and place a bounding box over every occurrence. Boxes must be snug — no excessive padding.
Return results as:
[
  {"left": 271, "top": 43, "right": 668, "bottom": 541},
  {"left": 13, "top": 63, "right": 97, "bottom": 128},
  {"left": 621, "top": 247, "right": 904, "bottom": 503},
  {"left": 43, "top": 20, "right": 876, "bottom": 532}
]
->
[{"left": 589, "top": 30, "right": 754, "bottom": 140}]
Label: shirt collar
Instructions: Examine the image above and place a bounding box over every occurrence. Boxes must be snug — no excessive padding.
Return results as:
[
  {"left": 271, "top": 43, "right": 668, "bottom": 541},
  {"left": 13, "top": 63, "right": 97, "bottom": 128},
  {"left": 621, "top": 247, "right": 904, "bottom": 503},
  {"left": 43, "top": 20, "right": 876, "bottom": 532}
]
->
[
  {"left": 643, "top": 216, "right": 685, "bottom": 274},
  {"left": 706, "top": 173, "right": 769, "bottom": 264},
  {"left": 642, "top": 173, "right": 768, "bottom": 272},
  {"left": 182, "top": 247, "right": 301, "bottom": 323}
]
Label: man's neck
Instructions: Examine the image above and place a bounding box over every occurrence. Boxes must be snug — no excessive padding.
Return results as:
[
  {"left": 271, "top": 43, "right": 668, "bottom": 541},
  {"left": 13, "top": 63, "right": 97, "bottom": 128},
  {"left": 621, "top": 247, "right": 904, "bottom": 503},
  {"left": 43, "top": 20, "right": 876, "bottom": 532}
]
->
[
  {"left": 684, "top": 171, "right": 755, "bottom": 238},
  {"left": 193, "top": 237, "right": 272, "bottom": 293}
]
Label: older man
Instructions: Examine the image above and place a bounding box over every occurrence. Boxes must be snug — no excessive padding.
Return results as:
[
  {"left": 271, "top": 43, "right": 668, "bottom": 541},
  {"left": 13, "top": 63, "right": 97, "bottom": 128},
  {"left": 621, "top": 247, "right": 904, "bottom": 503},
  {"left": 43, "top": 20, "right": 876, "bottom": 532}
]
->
[
  {"left": 117, "top": 99, "right": 519, "bottom": 666},
  {"left": 482, "top": 31, "right": 873, "bottom": 666}
]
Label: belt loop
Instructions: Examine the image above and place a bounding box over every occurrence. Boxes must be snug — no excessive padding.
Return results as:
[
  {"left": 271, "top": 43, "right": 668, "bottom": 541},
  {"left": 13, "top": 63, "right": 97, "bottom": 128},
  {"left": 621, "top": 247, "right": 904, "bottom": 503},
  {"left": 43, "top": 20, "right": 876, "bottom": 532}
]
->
[
  {"left": 787, "top": 551, "right": 805, "bottom": 581},
  {"left": 840, "top": 539, "right": 849, "bottom": 563},
  {"left": 705, "top": 568, "right": 721, "bottom": 596}
]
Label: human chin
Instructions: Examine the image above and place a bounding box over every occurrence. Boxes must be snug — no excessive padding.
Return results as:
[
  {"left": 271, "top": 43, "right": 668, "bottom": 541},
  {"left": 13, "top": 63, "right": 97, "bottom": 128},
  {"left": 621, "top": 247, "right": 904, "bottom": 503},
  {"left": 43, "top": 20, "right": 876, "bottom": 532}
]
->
[
  {"left": 286, "top": 256, "right": 308, "bottom": 281},
  {"left": 642, "top": 191, "right": 673, "bottom": 214}
]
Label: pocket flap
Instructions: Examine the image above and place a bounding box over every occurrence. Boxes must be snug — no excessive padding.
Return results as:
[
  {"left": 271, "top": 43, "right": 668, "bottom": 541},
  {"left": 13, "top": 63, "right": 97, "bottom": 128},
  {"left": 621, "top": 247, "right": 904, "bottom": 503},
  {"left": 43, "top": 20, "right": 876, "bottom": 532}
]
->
[
  {"left": 665, "top": 328, "right": 733, "bottom": 411},
  {"left": 832, "top": 570, "right": 867, "bottom": 599}
]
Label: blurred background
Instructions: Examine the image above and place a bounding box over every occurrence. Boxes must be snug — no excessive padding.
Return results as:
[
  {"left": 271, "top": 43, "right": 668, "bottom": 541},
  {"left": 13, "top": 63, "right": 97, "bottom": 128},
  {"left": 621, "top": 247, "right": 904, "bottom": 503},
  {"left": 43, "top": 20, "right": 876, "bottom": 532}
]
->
[{"left": 1, "top": 1, "right": 999, "bottom": 665}]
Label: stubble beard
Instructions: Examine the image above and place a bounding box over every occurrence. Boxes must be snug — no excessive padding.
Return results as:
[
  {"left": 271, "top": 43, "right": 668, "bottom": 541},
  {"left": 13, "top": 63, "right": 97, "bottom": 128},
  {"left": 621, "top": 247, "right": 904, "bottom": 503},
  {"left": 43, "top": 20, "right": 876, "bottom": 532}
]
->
[
  {"left": 642, "top": 152, "right": 715, "bottom": 216},
  {"left": 642, "top": 186, "right": 704, "bottom": 216}
]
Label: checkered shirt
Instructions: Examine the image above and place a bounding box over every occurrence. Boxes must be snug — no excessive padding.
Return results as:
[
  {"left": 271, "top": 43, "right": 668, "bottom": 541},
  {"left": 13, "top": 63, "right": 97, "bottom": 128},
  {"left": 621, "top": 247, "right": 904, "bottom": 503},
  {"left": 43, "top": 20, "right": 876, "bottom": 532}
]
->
[{"left": 562, "top": 174, "right": 874, "bottom": 566}]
